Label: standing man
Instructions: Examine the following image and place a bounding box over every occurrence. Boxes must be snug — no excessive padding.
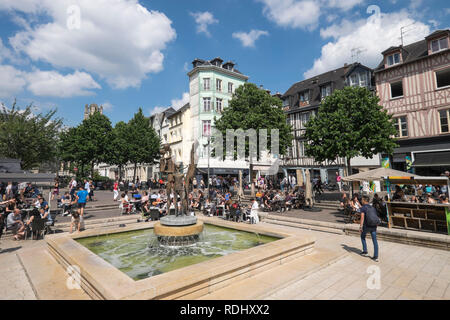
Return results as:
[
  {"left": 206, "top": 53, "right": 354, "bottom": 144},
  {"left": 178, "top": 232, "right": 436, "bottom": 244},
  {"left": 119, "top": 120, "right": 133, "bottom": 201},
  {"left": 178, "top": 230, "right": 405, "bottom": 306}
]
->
[
  {"left": 291, "top": 175, "right": 296, "bottom": 191},
  {"left": 359, "top": 195, "right": 380, "bottom": 262},
  {"left": 113, "top": 180, "right": 119, "bottom": 201},
  {"left": 73, "top": 185, "right": 88, "bottom": 230},
  {"left": 69, "top": 177, "right": 77, "bottom": 201},
  {"left": 84, "top": 179, "right": 90, "bottom": 201}
]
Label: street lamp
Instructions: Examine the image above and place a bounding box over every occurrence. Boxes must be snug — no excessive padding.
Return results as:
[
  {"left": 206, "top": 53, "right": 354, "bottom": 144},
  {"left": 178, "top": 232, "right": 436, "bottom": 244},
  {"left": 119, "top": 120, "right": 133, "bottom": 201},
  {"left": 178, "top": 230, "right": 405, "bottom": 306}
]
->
[{"left": 203, "top": 135, "right": 211, "bottom": 200}]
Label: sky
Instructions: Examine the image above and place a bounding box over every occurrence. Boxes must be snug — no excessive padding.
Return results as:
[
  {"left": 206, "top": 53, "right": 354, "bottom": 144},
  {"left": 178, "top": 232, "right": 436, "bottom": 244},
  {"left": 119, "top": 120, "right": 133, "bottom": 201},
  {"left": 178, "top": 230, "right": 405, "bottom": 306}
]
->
[{"left": 0, "top": 0, "right": 449, "bottom": 126}]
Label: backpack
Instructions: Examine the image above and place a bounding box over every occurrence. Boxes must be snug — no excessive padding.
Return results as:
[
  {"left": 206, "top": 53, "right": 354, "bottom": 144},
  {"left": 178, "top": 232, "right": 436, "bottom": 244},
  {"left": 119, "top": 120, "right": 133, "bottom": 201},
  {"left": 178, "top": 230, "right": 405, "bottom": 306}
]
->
[{"left": 364, "top": 205, "right": 381, "bottom": 227}]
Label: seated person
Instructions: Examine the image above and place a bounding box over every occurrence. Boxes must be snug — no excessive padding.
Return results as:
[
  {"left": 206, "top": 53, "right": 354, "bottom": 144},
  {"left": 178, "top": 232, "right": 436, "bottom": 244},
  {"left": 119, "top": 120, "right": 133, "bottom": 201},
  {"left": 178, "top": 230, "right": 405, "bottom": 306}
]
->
[
  {"left": 61, "top": 192, "right": 72, "bottom": 216},
  {"left": 119, "top": 193, "right": 131, "bottom": 214},
  {"left": 440, "top": 195, "right": 449, "bottom": 204},
  {"left": 7, "top": 208, "right": 25, "bottom": 240},
  {"left": 426, "top": 193, "right": 436, "bottom": 204}
]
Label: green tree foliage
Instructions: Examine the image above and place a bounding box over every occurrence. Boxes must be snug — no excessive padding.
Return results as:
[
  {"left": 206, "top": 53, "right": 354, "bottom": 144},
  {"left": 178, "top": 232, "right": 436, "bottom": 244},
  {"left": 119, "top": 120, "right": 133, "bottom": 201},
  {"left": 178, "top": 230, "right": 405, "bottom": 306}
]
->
[
  {"left": 107, "top": 121, "right": 130, "bottom": 180},
  {"left": 304, "top": 86, "right": 398, "bottom": 174},
  {"left": 214, "top": 83, "right": 293, "bottom": 159},
  {"left": 126, "top": 108, "right": 160, "bottom": 182},
  {"left": 59, "top": 111, "right": 112, "bottom": 178},
  {"left": 0, "top": 101, "right": 63, "bottom": 170}
]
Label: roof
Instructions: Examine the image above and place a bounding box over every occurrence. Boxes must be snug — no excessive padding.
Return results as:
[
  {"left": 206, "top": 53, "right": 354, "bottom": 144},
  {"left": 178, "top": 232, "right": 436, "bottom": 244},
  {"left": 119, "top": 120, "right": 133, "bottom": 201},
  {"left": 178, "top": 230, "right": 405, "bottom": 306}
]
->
[
  {"left": 163, "top": 107, "right": 176, "bottom": 118},
  {"left": 190, "top": 58, "right": 244, "bottom": 75},
  {"left": 376, "top": 29, "right": 450, "bottom": 72},
  {"left": 282, "top": 62, "right": 371, "bottom": 109},
  {"left": 167, "top": 103, "right": 190, "bottom": 118}
]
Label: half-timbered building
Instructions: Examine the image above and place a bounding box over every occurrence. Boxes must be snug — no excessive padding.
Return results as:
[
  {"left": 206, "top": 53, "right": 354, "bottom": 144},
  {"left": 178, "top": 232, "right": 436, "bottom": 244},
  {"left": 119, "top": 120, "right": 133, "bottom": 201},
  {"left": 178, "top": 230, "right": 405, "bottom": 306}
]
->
[
  {"left": 281, "top": 62, "right": 380, "bottom": 183},
  {"left": 375, "top": 29, "right": 450, "bottom": 175}
]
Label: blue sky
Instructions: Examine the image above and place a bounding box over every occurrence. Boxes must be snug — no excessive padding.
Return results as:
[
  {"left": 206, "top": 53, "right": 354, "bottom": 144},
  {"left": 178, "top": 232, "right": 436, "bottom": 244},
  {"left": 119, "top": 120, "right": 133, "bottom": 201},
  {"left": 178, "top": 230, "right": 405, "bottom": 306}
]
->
[{"left": 0, "top": 0, "right": 448, "bottom": 126}]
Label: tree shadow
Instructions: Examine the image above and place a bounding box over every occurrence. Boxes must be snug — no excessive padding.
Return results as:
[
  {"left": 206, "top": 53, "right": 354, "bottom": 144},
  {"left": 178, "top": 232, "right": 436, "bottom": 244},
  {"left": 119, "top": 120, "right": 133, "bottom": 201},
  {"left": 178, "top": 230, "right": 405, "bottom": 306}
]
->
[{"left": 0, "top": 246, "right": 22, "bottom": 254}]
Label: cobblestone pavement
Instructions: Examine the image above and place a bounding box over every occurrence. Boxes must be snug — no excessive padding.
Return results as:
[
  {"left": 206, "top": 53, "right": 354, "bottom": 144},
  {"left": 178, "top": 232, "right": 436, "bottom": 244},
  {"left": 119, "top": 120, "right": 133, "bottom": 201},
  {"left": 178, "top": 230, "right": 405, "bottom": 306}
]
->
[
  {"left": 1, "top": 190, "right": 448, "bottom": 300},
  {"left": 261, "top": 223, "right": 450, "bottom": 300}
]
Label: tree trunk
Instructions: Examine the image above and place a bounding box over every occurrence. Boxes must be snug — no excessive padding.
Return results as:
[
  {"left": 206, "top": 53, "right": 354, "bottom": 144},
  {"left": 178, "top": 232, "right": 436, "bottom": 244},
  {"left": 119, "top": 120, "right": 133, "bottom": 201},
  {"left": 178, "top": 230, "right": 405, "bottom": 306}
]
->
[
  {"left": 250, "top": 162, "right": 255, "bottom": 197},
  {"left": 347, "top": 157, "right": 353, "bottom": 195},
  {"left": 91, "top": 161, "right": 95, "bottom": 179},
  {"left": 118, "top": 165, "right": 122, "bottom": 181}
]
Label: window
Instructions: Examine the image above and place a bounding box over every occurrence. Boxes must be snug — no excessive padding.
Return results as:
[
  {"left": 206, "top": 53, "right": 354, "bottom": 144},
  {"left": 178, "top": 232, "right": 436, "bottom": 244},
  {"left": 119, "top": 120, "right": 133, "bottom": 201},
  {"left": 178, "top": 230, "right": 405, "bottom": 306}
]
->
[
  {"left": 390, "top": 81, "right": 403, "bottom": 98},
  {"left": 440, "top": 109, "right": 449, "bottom": 133},
  {"left": 393, "top": 116, "right": 408, "bottom": 137},
  {"left": 228, "top": 82, "right": 233, "bottom": 93},
  {"left": 320, "top": 84, "right": 331, "bottom": 99},
  {"left": 203, "top": 97, "right": 211, "bottom": 111},
  {"left": 299, "top": 91, "right": 309, "bottom": 102},
  {"left": 202, "top": 120, "right": 211, "bottom": 137},
  {"left": 350, "top": 74, "right": 358, "bottom": 87},
  {"left": 387, "top": 53, "right": 400, "bottom": 66},
  {"left": 359, "top": 72, "right": 368, "bottom": 87},
  {"left": 203, "top": 78, "right": 210, "bottom": 90},
  {"left": 431, "top": 37, "right": 448, "bottom": 53},
  {"left": 436, "top": 68, "right": 450, "bottom": 89},
  {"left": 216, "top": 98, "right": 222, "bottom": 112},
  {"left": 216, "top": 79, "right": 222, "bottom": 92}
]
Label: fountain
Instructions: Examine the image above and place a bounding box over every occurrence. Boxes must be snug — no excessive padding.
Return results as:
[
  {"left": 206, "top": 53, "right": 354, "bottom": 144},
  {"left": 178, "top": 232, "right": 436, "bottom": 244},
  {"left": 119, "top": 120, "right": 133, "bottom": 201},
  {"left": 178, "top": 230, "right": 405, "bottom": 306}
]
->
[{"left": 153, "top": 143, "right": 204, "bottom": 245}]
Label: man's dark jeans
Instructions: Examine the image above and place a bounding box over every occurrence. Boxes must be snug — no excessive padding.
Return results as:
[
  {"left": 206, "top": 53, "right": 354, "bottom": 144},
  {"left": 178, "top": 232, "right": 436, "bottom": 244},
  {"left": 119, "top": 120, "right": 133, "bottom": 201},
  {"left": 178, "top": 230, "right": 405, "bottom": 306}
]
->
[{"left": 361, "top": 226, "right": 378, "bottom": 258}]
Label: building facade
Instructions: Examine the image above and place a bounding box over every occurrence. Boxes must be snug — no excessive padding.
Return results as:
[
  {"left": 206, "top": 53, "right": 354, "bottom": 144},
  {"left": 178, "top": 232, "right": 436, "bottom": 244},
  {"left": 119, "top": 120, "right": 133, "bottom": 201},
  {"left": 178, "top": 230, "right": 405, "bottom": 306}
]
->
[
  {"left": 282, "top": 62, "right": 381, "bottom": 183},
  {"left": 83, "top": 103, "right": 103, "bottom": 120},
  {"left": 375, "top": 29, "right": 450, "bottom": 175},
  {"left": 167, "top": 103, "right": 192, "bottom": 172}
]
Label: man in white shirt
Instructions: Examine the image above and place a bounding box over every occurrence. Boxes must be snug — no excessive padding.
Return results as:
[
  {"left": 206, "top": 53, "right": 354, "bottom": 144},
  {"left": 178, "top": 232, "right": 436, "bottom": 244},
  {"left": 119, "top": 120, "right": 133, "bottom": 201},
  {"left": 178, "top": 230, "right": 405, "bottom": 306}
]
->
[{"left": 249, "top": 198, "right": 260, "bottom": 224}]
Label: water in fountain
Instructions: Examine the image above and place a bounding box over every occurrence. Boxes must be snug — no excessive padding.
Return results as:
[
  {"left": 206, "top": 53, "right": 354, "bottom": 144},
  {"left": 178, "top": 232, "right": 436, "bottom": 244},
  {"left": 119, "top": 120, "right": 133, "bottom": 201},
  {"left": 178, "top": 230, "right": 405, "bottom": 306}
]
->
[{"left": 77, "top": 224, "right": 277, "bottom": 280}]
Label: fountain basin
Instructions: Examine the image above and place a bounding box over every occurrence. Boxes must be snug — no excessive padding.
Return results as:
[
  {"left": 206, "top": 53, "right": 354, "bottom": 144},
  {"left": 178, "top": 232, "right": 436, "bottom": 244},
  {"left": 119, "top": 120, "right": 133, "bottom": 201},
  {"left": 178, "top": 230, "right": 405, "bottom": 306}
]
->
[
  {"left": 154, "top": 220, "right": 204, "bottom": 237},
  {"left": 46, "top": 218, "right": 316, "bottom": 300}
]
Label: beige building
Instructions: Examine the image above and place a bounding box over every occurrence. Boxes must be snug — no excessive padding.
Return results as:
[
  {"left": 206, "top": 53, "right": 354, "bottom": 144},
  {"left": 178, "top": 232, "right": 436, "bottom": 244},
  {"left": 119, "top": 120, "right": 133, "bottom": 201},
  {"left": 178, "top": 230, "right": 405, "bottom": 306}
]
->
[{"left": 166, "top": 104, "right": 192, "bottom": 172}]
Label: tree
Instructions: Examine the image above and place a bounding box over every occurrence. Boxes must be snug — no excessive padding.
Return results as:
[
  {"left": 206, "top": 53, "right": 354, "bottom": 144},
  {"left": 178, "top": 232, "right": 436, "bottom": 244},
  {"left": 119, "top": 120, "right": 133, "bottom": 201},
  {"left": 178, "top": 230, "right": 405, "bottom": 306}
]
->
[
  {"left": 304, "top": 86, "right": 398, "bottom": 176},
  {"left": 78, "top": 111, "right": 113, "bottom": 177},
  {"left": 126, "top": 108, "right": 160, "bottom": 182},
  {"left": 214, "top": 83, "right": 293, "bottom": 196},
  {"left": 0, "top": 101, "right": 63, "bottom": 170},
  {"left": 59, "top": 111, "right": 113, "bottom": 178},
  {"left": 107, "top": 121, "right": 130, "bottom": 180}
]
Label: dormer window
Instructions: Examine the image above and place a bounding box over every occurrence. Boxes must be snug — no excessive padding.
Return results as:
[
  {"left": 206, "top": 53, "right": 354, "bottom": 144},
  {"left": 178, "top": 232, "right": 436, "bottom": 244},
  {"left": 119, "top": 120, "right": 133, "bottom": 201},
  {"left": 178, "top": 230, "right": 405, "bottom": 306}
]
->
[
  {"left": 298, "top": 91, "right": 309, "bottom": 105},
  {"left": 320, "top": 84, "right": 332, "bottom": 99},
  {"left": 431, "top": 37, "right": 448, "bottom": 53},
  {"left": 387, "top": 52, "right": 400, "bottom": 66}
]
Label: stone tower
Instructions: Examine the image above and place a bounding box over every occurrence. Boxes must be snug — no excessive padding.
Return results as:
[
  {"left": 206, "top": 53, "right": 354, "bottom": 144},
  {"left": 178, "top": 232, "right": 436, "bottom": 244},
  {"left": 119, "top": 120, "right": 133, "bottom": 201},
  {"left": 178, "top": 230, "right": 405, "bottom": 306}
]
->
[{"left": 83, "top": 103, "right": 103, "bottom": 120}]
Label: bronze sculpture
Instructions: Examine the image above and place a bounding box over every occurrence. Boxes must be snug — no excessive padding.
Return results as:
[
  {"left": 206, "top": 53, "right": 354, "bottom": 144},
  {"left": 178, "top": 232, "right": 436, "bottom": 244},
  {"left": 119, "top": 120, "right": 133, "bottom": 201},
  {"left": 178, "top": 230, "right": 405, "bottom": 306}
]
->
[{"left": 159, "top": 142, "right": 197, "bottom": 216}]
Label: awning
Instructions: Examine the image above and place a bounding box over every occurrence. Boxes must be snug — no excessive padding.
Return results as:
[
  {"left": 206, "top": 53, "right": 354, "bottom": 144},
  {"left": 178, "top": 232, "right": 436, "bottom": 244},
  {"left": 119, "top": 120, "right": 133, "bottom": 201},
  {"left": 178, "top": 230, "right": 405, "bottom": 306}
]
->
[
  {"left": 412, "top": 151, "right": 450, "bottom": 167},
  {"left": 0, "top": 172, "right": 56, "bottom": 183},
  {"left": 342, "top": 167, "right": 415, "bottom": 182},
  {"left": 384, "top": 176, "right": 449, "bottom": 186}
]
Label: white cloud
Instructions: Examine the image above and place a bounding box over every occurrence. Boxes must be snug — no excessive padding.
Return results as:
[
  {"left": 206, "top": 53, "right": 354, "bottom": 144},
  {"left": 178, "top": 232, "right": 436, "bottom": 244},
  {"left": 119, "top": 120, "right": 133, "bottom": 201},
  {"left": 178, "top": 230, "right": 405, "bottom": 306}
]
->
[
  {"left": 304, "top": 10, "right": 431, "bottom": 78},
  {"left": 0, "top": 64, "right": 101, "bottom": 98},
  {"left": 149, "top": 92, "right": 189, "bottom": 116},
  {"left": 0, "top": 65, "right": 27, "bottom": 98},
  {"left": 26, "top": 70, "right": 100, "bottom": 97},
  {"left": 327, "top": 0, "right": 364, "bottom": 11},
  {"left": 149, "top": 106, "right": 166, "bottom": 116},
  {"left": 170, "top": 92, "right": 190, "bottom": 110},
  {"left": 3, "top": 0, "right": 176, "bottom": 89},
  {"left": 232, "top": 29, "right": 269, "bottom": 47},
  {"left": 101, "top": 102, "right": 113, "bottom": 111},
  {"left": 257, "top": 0, "right": 321, "bottom": 30},
  {"left": 190, "top": 11, "right": 218, "bottom": 37},
  {"left": 320, "top": 18, "right": 366, "bottom": 39}
]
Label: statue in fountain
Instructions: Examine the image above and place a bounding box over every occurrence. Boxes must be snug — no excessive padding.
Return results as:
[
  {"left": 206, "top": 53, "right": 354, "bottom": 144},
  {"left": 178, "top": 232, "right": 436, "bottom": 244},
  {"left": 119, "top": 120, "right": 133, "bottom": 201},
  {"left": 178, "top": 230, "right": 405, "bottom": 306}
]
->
[{"left": 154, "top": 142, "right": 203, "bottom": 246}]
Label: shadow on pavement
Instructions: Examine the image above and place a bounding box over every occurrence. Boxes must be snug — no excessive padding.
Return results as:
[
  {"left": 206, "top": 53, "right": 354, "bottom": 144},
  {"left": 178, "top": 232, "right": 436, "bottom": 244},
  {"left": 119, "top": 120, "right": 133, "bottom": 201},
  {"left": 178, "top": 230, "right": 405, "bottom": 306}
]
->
[
  {"left": 341, "top": 244, "right": 362, "bottom": 254},
  {"left": 0, "top": 246, "right": 22, "bottom": 254}
]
